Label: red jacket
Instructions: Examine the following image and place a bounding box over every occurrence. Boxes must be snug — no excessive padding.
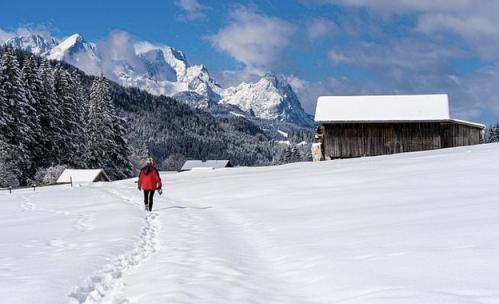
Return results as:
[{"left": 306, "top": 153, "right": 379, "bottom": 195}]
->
[{"left": 138, "top": 166, "right": 162, "bottom": 191}]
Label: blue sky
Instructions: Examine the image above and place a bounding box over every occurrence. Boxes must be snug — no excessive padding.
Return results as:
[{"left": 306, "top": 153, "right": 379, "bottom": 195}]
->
[{"left": 1, "top": 0, "right": 499, "bottom": 123}]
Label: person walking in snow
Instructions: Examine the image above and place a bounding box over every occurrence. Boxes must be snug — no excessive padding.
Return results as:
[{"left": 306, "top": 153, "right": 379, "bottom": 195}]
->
[{"left": 138, "top": 158, "right": 162, "bottom": 211}]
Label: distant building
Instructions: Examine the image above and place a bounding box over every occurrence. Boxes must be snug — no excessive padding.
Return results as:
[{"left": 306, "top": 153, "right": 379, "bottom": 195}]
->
[
  {"left": 314, "top": 94, "right": 485, "bottom": 160},
  {"left": 56, "top": 169, "right": 111, "bottom": 183},
  {"left": 180, "top": 160, "right": 233, "bottom": 172}
]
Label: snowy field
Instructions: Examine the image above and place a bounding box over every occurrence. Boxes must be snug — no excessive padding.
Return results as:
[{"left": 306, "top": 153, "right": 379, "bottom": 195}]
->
[{"left": 2, "top": 143, "right": 499, "bottom": 303}]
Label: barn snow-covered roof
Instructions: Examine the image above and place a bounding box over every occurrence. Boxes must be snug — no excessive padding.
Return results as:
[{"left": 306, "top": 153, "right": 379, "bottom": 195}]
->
[
  {"left": 314, "top": 94, "right": 484, "bottom": 128},
  {"left": 315, "top": 94, "right": 451, "bottom": 123},
  {"left": 56, "top": 169, "right": 110, "bottom": 183},
  {"left": 181, "top": 160, "right": 231, "bottom": 171}
]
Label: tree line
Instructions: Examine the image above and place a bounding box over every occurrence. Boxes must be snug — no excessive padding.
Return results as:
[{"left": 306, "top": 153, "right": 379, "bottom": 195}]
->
[{"left": 0, "top": 47, "right": 131, "bottom": 187}]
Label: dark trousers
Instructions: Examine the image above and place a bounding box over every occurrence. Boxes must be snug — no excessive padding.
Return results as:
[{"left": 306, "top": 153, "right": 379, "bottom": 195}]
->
[{"left": 144, "top": 190, "right": 155, "bottom": 211}]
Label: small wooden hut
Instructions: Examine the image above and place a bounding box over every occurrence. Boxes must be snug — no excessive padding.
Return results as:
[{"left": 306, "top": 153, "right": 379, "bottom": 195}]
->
[
  {"left": 180, "top": 160, "right": 233, "bottom": 172},
  {"left": 314, "top": 94, "right": 484, "bottom": 160},
  {"left": 56, "top": 169, "right": 111, "bottom": 183}
]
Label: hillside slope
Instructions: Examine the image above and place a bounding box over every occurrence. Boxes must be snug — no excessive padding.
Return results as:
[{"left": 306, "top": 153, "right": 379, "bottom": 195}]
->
[
  {"left": 2, "top": 143, "right": 498, "bottom": 303},
  {"left": 0, "top": 47, "right": 279, "bottom": 176}
]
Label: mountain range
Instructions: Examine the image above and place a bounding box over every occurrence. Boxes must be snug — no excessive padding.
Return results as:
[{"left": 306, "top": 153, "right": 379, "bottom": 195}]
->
[{"left": 4, "top": 33, "right": 314, "bottom": 128}]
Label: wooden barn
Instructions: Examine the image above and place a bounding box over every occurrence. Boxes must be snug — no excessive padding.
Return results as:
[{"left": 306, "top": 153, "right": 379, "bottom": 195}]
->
[{"left": 314, "top": 94, "right": 485, "bottom": 160}]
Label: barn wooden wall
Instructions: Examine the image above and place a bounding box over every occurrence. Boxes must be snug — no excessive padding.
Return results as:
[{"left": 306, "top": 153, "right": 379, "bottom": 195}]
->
[
  {"left": 321, "top": 122, "right": 481, "bottom": 159},
  {"left": 440, "top": 123, "right": 481, "bottom": 148}
]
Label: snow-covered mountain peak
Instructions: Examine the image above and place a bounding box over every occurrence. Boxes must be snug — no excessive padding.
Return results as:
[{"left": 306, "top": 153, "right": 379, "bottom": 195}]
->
[
  {"left": 60, "top": 33, "right": 83, "bottom": 47},
  {"left": 137, "top": 48, "right": 177, "bottom": 82},
  {"left": 221, "top": 73, "right": 314, "bottom": 127},
  {"left": 46, "top": 33, "right": 100, "bottom": 75},
  {"left": 135, "top": 43, "right": 188, "bottom": 78},
  {"left": 261, "top": 72, "right": 283, "bottom": 84},
  {"left": 47, "top": 34, "right": 94, "bottom": 60},
  {"left": 131, "top": 42, "right": 222, "bottom": 100},
  {"left": 4, "top": 34, "right": 58, "bottom": 56},
  {"left": 259, "top": 73, "right": 295, "bottom": 93},
  {"left": 163, "top": 46, "right": 186, "bottom": 64}
]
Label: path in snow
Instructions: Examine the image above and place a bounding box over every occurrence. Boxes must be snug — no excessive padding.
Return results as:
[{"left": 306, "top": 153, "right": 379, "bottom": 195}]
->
[
  {"left": 66, "top": 183, "right": 163, "bottom": 304},
  {"left": 110, "top": 197, "right": 312, "bottom": 303},
  {"left": 68, "top": 212, "right": 159, "bottom": 304}
]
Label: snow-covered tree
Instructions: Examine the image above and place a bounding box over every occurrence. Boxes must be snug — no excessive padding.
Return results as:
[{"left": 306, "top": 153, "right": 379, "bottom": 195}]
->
[
  {"left": 87, "top": 75, "right": 131, "bottom": 179},
  {"left": 70, "top": 71, "right": 90, "bottom": 167},
  {"left": 87, "top": 75, "right": 115, "bottom": 167},
  {"left": 0, "top": 49, "right": 30, "bottom": 143},
  {"left": 110, "top": 116, "right": 133, "bottom": 179},
  {"left": 280, "top": 145, "right": 302, "bottom": 164},
  {"left": 53, "top": 66, "right": 72, "bottom": 162},
  {"left": 33, "top": 165, "right": 67, "bottom": 185},
  {"left": 0, "top": 140, "right": 21, "bottom": 187},
  {"left": 0, "top": 62, "right": 7, "bottom": 144},
  {"left": 0, "top": 48, "right": 33, "bottom": 182},
  {"left": 53, "top": 66, "right": 87, "bottom": 167},
  {"left": 0, "top": 50, "right": 16, "bottom": 143},
  {"left": 487, "top": 123, "right": 499, "bottom": 143},
  {"left": 22, "top": 55, "right": 44, "bottom": 169},
  {"left": 161, "top": 153, "right": 186, "bottom": 171},
  {"left": 37, "top": 59, "right": 60, "bottom": 166}
]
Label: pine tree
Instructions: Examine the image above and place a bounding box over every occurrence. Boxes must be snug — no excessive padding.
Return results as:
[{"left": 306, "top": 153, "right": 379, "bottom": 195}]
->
[
  {"left": 22, "top": 55, "right": 44, "bottom": 170},
  {"left": 280, "top": 145, "right": 302, "bottom": 164},
  {"left": 0, "top": 139, "right": 21, "bottom": 187},
  {"left": 53, "top": 66, "right": 71, "bottom": 163},
  {"left": 53, "top": 66, "right": 87, "bottom": 167},
  {"left": 110, "top": 116, "right": 133, "bottom": 179},
  {"left": 87, "top": 75, "right": 131, "bottom": 179},
  {"left": 0, "top": 48, "right": 33, "bottom": 182},
  {"left": 70, "top": 71, "right": 89, "bottom": 167},
  {"left": 88, "top": 75, "right": 115, "bottom": 168},
  {"left": 487, "top": 123, "right": 499, "bottom": 143},
  {"left": 0, "top": 55, "right": 8, "bottom": 143},
  {"left": 0, "top": 48, "right": 25, "bottom": 143},
  {"left": 37, "top": 59, "right": 60, "bottom": 167}
]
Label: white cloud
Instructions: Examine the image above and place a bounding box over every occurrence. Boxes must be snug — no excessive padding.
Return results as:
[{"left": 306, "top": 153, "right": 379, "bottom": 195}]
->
[
  {"left": 0, "top": 28, "right": 14, "bottom": 43},
  {"left": 208, "top": 6, "right": 295, "bottom": 74},
  {"left": 461, "top": 63, "right": 499, "bottom": 117},
  {"left": 175, "top": 0, "right": 208, "bottom": 21},
  {"left": 416, "top": 13, "right": 499, "bottom": 57},
  {"left": 286, "top": 76, "right": 325, "bottom": 114},
  {"left": 215, "top": 68, "right": 263, "bottom": 88},
  {"left": 303, "top": 0, "right": 499, "bottom": 58},
  {"left": 322, "top": 36, "right": 499, "bottom": 120},
  {"left": 331, "top": 38, "right": 463, "bottom": 72},
  {"left": 0, "top": 25, "right": 56, "bottom": 43},
  {"left": 302, "top": 0, "right": 472, "bottom": 13},
  {"left": 328, "top": 50, "right": 352, "bottom": 65},
  {"left": 417, "top": 14, "right": 498, "bottom": 37},
  {"left": 306, "top": 17, "right": 338, "bottom": 40},
  {"left": 15, "top": 26, "right": 54, "bottom": 40},
  {"left": 287, "top": 75, "right": 358, "bottom": 114},
  {"left": 96, "top": 30, "right": 148, "bottom": 80}
]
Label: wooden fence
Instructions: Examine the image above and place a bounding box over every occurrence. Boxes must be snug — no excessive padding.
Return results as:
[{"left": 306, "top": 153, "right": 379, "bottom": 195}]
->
[{"left": 0, "top": 179, "right": 73, "bottom": 194}]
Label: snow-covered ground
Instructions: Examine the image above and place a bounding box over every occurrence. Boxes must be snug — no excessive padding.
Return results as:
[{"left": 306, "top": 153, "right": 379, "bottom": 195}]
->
[{"left": 2, "top": 143, "right": 499, "bottom": 303}]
